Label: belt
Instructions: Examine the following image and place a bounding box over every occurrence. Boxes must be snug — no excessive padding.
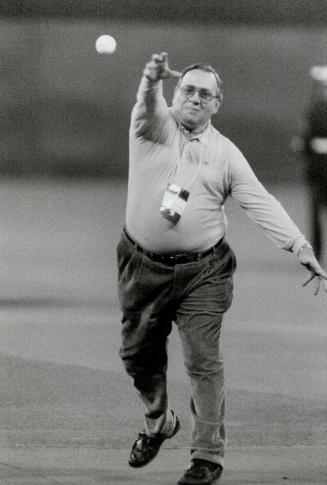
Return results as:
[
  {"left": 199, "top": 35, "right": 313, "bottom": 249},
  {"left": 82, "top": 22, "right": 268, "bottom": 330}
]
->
[{"left": 123, "top": 227, "right": 223, "bottom": 266}]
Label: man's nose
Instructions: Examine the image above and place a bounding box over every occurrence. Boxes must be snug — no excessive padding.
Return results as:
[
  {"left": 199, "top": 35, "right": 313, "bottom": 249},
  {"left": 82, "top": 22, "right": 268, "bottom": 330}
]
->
[{"left": 189, "top": 91, "right": 201, "bottom": 103}]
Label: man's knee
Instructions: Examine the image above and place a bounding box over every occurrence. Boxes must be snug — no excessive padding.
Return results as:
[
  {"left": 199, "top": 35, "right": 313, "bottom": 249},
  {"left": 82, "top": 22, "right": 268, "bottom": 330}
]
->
[
  {"left": 119, "top": 343, "right": 168, "bottom": 381},
  {"left": 184, "top": 349, "right": 224, "bottom": 376}
]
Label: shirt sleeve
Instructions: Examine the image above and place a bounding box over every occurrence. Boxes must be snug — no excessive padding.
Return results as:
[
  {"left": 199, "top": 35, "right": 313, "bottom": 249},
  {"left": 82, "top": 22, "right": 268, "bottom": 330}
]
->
[
  {"left": 130, "top": 76, "right": 170, "bottom": 142},
  {"left": 227, "top": 140, "right": 307, "bottom": 253}
]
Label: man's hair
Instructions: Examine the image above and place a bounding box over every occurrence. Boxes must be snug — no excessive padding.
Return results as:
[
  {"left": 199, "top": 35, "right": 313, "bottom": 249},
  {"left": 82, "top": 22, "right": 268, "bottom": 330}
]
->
[{"left": 179, "top": 63, "right": 223, "bottom": 103}]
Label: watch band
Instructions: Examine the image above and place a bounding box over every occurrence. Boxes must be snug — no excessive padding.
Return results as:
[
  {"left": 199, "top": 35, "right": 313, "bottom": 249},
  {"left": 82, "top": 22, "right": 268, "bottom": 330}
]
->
[{"left": 297, "top": 241, "right": 313, "bottom": 255}]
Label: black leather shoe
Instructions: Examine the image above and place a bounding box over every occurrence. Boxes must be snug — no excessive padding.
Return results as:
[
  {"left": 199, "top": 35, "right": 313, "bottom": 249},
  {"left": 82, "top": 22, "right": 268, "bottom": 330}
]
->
[
  {"left": 177, "top": 459, "right": 223, "bottom": 485},
  {"left": 128, "top": 414, "right": 180, "bottom": 468}
]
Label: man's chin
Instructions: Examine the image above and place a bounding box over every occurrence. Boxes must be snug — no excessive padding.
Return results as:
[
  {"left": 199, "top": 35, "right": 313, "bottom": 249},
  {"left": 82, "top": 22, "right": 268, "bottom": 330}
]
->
[
  {"left": 180, "top": 116, "right": 198, "bottom": 130},
  {"left": 172, "top": 108, "right": 202, "bottom": 131}
]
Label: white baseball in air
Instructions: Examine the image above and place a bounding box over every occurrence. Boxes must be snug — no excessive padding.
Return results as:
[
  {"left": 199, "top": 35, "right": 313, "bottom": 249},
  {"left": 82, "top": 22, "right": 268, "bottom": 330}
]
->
[
  {"left": 95, "top": 34, "right": 117, "bottom": 54},
  {"left": 310, "top": 65, "right": 327, "bottom": 82}
]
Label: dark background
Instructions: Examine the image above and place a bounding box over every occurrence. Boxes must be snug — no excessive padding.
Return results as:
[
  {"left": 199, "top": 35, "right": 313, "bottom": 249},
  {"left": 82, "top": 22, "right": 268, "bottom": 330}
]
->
[{"left": 0, "top": 1, "right": 326, "bottom": 181}]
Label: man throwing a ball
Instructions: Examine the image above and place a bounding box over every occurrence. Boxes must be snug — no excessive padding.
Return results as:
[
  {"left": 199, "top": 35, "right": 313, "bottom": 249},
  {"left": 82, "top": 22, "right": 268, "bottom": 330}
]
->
[{"left": 117, "top": 52, "right": 327, "bottom": 484}]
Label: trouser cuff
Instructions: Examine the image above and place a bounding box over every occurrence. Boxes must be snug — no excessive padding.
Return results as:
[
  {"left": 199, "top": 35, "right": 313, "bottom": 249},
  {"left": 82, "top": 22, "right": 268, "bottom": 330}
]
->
[
  {"left": 144, "top": 408, "right": 176, "bottom": 437},
  {"left": 191, "top": 450, "right": 224, "bottom": 468},
  {"left": 190, "top": 410, "right": 225, "bottom": 466}
]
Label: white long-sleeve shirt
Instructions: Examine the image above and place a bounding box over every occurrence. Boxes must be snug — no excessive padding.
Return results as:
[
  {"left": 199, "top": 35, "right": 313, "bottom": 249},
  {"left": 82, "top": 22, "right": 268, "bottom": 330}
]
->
[{"left": 126, "top": 76, "right": 306, "bottom": 254}]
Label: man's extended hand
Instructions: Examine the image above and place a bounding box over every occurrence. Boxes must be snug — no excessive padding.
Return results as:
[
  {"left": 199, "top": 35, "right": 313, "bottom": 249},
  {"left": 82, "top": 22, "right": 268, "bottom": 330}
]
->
[
  {"left": 297, "top": 245, "right": 327, "bottom": 295},
  {"left": 143, "top": 52, "right": 181, "bottom": 81}
]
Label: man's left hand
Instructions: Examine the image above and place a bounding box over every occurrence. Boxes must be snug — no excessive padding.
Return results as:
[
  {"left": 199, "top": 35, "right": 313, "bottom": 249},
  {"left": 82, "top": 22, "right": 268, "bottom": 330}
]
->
[{"left": 297, "top": 245, "right": 327, "bottom": 295}]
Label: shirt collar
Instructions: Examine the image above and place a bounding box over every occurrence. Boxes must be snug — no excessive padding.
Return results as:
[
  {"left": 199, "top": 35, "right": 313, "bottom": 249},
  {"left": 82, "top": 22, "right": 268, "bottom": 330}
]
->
[
  {"left": 186, "top": 126, "right": 210, "bottom": 146},
  {"left": 169, "top": 108, "right": 211, "bottom": 146},
  {"left": 174, "top": 115, "right": 210, "bottom": 146}
]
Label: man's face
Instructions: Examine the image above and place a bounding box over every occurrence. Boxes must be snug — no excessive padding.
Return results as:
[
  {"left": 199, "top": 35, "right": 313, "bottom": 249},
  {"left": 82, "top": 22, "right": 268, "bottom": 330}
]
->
[{"left": 172, "top": 69, "right": 220, "bottom": 131}]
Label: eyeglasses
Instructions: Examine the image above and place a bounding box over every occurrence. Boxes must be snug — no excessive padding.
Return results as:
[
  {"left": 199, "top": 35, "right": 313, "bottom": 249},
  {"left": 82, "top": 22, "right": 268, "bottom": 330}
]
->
[{"left": 178, "top": 85, "right": 218, "bottom": 104}]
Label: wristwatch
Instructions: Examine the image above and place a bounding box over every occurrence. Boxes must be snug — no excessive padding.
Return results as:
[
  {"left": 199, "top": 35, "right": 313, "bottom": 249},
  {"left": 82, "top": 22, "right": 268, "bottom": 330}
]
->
[{"left": 297, "top": 241, "right": 313, "bottom": 255}]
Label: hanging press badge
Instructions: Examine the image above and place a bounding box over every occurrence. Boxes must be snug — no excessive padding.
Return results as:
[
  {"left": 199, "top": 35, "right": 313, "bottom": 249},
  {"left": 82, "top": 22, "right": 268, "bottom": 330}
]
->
[{"left": 160, "top": 183, "right": 190, "bottom": 224}]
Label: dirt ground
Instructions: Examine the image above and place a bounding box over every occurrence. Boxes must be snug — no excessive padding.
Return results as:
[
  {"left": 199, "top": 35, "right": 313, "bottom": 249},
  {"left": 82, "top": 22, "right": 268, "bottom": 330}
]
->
[{"left": 0, "top": 179, "right": 326, "bottom": 484}]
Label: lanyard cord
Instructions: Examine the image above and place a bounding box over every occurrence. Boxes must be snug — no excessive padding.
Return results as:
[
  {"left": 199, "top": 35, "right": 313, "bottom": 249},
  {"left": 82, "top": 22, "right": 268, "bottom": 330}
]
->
[{"left": 173, "top": 127, "right": 205, "bottom": 190}]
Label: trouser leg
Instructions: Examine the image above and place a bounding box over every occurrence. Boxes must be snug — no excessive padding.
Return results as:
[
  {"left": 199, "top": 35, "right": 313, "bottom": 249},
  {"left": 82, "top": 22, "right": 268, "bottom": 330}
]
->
[
  {"left": 120, "top": 312, "right": 175, "bottom": 436},
  {"left": 175, "top": 243, "right": 235, "bottom": 467},
  {"left": 117, "top": 233, "right": 175, "bottom": 436},
  {"left": 310, "top": 189, "right": 322, "bottom": 261},
  {"left": 177, "top": 309, "right": 227, "bottom": 467}
]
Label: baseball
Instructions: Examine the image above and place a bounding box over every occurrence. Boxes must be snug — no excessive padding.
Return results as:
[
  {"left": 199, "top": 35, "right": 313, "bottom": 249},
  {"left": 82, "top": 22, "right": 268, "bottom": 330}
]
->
[{"left": 95, "top": 34, "right": 117, "bottom": 54}]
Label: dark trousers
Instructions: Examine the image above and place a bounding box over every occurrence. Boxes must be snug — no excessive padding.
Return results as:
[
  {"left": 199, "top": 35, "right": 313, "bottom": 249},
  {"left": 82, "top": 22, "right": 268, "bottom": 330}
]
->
[{"left": 117, "top": 230, "right": 236, "bottom": 466}]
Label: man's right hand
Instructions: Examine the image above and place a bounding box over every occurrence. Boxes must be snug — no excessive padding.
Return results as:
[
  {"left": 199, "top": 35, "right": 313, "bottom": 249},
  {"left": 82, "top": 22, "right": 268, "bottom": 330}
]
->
[{"left": 143, "top": 52, "right": 181, "bottom": 81}]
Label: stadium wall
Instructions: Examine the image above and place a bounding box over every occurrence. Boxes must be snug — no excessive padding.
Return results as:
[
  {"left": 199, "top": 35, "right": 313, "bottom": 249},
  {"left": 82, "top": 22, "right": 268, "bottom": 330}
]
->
[{"left": 0, "top": 18, "right": 325, "bottom": 181}]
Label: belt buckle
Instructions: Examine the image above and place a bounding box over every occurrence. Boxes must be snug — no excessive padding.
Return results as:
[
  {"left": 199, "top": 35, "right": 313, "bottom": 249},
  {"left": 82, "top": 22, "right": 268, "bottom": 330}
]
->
[
  {"left": 163, "top": 254, "right": 184, "bottom": 265},
  {"left": 176, "top": 253, "right": 191, "bottom": 264}
]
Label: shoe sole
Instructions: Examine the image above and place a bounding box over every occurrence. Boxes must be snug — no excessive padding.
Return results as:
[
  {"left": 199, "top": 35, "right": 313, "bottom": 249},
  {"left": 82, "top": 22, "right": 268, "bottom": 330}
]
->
[{"left": 128, "top": 417, "right": 180, "bottom": 468}]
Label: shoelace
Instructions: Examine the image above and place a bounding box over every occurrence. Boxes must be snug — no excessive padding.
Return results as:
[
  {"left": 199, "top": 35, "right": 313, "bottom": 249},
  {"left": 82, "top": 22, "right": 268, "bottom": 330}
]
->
[{"left": 136, "top": 433, "right": 151, "bottom": 451}]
